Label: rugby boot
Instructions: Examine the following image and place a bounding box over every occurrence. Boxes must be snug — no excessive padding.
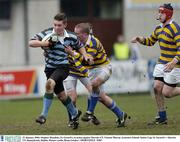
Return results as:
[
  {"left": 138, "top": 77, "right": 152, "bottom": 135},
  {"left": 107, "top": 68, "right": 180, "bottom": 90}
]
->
[
  {"left": 116, "top": 112, "right": 127, "bottom": 127},
  {"left": 35, "top": 115, "right": 46, "bottom": 125},
  {"left": 71, "top": 110, "right": 82, "bottom": 129},
  {"left": 81, "top": 112, "right": 100, "bottom": 125},
  {"left": 147, "top": 116, "right": 167, "bottom": 126}
]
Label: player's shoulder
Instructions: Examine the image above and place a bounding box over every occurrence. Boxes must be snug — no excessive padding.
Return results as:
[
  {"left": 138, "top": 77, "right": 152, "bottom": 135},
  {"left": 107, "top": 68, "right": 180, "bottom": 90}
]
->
[
  {"left": 171, "top": 21, "right": 180, "bottom": 31},
  {"left": 155, "top": 24, "right": 162, "bottom": 30},
  {"left": 41, "top": 27, "right": 53, "bottom": 34},
  {"left": 91, "top": 35, "right": 101, "bottom": 44},
  {"left": 90, "top": 35, "right": 102, "bottom": 48},
  {"left": 66, "top": 30, "right": 78, "bottom": 40}
]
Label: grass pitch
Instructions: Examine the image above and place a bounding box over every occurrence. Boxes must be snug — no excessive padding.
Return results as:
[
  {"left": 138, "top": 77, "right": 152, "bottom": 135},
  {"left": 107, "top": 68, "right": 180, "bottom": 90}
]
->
[{"left": 0, "top": 94, "right": 180, "bottom": 135}]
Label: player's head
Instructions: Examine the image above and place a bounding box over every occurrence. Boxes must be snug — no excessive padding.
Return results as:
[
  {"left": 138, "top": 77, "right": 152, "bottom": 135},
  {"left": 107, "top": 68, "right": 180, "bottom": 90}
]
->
[
  {"left": 53, "top": 13, "right": 67, "bottom": 35},
  {"left": 158, "top": 3, "right": 173, "bottom": 23},
  {"left": 74, "top": 23, "right": 92, "bottom": 43}
]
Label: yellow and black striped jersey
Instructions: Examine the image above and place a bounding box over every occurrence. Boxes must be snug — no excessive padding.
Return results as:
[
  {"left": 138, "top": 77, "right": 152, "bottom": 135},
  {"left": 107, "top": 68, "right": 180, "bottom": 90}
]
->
[
  {"left": 84, "top": 35, "right": 110, "bottom": 69},
  {"left": 68, "top": 54, "right": 88, "bottom": 77},
  {"left": 142, "top": 20, "right": 180, "bottom": 67}
]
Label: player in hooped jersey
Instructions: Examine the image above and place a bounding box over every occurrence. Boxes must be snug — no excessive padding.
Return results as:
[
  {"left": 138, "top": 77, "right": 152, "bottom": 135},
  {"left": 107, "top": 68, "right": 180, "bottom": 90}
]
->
[
  {"left": 132, "top": 3, "right": 180, "bottom": 125},
  {"left": 67, "top": 23, "right": 128, "bottom": 127},
  {"left": 29, "top": 13, "right": 91, "bottom": 129}
]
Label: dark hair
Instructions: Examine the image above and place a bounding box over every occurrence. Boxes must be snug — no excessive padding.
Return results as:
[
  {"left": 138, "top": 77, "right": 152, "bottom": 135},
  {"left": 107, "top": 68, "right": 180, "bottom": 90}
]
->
[
  {"left": 163, "top": 3, "right": 173, "bottom": 10},
  {"left": 54, "top": 13, "right": 67, "bottom": 23}
]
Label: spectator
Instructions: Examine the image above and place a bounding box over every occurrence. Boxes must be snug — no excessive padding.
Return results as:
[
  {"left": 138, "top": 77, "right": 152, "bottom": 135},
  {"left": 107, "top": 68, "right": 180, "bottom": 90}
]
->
[{"left": 112, "top": 35, "right": 130, "bottom": 60}]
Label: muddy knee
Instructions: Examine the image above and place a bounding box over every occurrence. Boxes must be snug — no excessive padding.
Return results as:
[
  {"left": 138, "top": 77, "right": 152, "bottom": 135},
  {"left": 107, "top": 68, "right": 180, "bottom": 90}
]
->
[{"left": 46, "top": 79, "right": 56, "bottom": 93}]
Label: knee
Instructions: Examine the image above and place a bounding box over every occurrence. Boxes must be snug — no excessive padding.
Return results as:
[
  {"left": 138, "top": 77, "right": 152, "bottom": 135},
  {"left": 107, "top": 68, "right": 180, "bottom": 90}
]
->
[
  {"left": 153, "top": 84, "right": 162, "bottom": 95},
  {"left": 57, "top": 91, "right": 66, "bottom": 101},
  {"left": 68, "top": 91, "right": 77, "bottom": 103},
  {"left": 91, "top": 78, "right": 102, "bottom": 89},
  {"left": 164, "top": 95, "right": 171, "bottom": 98},
  {"left": 91, "top": 82, "right": 99, "bottom": 89},
  {"left": 46, "top": 79, "right": 56, "bottom": 93},
  {"left": 162, "top": 90, "right": 172, "bottom": 98}
]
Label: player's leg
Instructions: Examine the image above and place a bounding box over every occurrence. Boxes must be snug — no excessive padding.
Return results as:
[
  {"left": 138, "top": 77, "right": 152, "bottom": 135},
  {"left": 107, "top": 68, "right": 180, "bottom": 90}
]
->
[
  {"left": 162, "top": 68, "right": 180, "bottom": 98},
  {"left": 53, "top": 68, "right": 81, "bottom": 129},
  {"left": 162, "top": 85, "right": 180, "bottom": 98},
  {"left": 79, "top": 77, "right": 92, "bottom": 111},
  {"left": 148, "top": 64, "right": 166, "bottom": 125},
  {"left": 153, "top": 79, "right": 166, "bottom": 122},
  {"left": 81, "top": 64, "right": 111, "bottom": 122},
  {"left": 79, "top": 77, "right": 100, "bottom": 125},
  {"left": 88, "top": 64, "right": 112, "bottom": 114},
  {"left": 56, "top": 90, "right": 81, "bottom": 129},
  {"left": 99, "top": 91, "right": 127, "bottom": 127},
  {"left": 63, "top": 76, "right": 78, "bottom": 126},
  {"left": 35, "top": 69, "right": 55, "bottom": 125}
]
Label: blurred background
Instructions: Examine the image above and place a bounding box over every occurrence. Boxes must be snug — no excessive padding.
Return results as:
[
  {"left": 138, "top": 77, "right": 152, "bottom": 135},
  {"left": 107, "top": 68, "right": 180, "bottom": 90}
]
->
[{"left": 0, "top": 0, "right": 180, "bottom": 99}]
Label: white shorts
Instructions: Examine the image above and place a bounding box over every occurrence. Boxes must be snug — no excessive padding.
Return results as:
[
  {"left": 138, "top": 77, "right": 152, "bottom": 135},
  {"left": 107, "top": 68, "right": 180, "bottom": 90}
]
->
[
  {"left": 63, "top": 75, "right": 90, "bottom": 92},
  {"left": 89, "top": 64, "right": 112, "bottom": 91},
  {"left": 153, "top": 64, "right": 180, "bottom": 84}
]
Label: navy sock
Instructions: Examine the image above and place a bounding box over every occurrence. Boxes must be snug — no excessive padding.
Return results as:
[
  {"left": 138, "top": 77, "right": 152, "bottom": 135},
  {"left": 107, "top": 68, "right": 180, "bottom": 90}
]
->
[
  {"left": 88, "top": 96, "right": 98, "bottom": 113},
  {"left": 159, "top": 111, "right": 167, "bottom": 121},
  {"left": 108, "top": 101, "right": 123, "bottom": 118},
  {"left": 87, "top": 96, "right": 91, "bottom": 111}
]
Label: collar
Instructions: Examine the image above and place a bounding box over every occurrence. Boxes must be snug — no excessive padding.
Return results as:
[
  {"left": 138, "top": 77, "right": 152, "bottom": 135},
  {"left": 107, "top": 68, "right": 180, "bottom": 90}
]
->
[
  {"left": 85, "top": 35, "right": 91, "bottom": 46},
  {"left": 63, "top": 30, "right": 70, "bottom": 38},
  {"left": 52, "top": 29, "right": 70, "bottom": 38},
  {"left": 159, "top": 19, "right": 174, "bottom": 27}
]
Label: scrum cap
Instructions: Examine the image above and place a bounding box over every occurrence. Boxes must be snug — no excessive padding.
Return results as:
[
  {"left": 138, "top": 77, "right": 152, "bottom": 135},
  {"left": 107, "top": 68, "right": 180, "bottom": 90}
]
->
[{"left": 159, "top": 3, "right": 173, "bottom": 20}]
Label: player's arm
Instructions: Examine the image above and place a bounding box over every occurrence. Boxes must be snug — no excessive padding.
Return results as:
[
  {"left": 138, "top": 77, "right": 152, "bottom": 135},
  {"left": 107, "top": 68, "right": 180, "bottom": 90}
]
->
[
  {"left": 73, "top": 38, "right": 93, "bottom": 63},
  {"left": 29, "top": 39, "right": 50, "bottom": 48},
  {"left": 65, "top": 46, "right": 94, "bottom": 65},
  {"left": 78, "top": 47, "right": 94, "bottom": 63},
  {"left": 64, "top": 45, "right": 81, "bottom": 58},
  {"left": 29, "top": 29, "right": 56, "bottom": 48},
  {"left": 131, "top": 27, "right": 158, "bottom": 46},
  {"left": 131, "top": 36, "right": 145, "bottom": 44}
]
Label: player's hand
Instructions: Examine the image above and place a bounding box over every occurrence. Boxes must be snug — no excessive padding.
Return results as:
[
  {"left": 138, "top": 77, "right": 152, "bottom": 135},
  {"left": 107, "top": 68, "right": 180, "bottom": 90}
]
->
[
  {"left": 64, "top": 45, "right": 74, "bottom": 55},
  {"left": 131, "top": 36, "right": 144, "bottom": 43},
  {"left": 84, "top": 54, "right": 94, "bottom": 65},
  {"left": 164, "top": 58, "right": 178, "bottom": 72},
  {"left": 48, "top": 35, "right": 58, "bottom": 47}
]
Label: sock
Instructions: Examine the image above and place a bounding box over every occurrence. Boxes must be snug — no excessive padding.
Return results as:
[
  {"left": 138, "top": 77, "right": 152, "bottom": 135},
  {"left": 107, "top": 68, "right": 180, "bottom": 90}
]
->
[
  {"left": 88, "top": 95, "right": 99, "bottom": 113},
  {"left": 159, "top": 111, "right": 167, "bottom": 121},
  {"left": 87, "top": 96, "right": 91, "bottom": 111},
  {"left": 68, "top": 102, "right": 76, "bottom": 121},
  {"left": 62, "top": 96, "right": 77, "bottom": 119},
  {"left": 108, "top": 101, "right": 123, "bottom": 118},
  {"left": 41, "top": 93, "right": 54, "bottom": 118}
]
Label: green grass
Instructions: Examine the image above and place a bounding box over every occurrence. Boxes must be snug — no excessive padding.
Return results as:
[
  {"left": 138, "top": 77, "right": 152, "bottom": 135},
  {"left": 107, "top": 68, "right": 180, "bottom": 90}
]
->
[{"left": 0, "top": 94, "right": 180, "bottom": 135}]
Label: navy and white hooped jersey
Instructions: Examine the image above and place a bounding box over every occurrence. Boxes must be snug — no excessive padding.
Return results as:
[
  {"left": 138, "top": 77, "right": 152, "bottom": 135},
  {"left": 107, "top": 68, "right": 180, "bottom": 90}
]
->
[{"left": 30, "top": 27, "right": 81, "bottom": 68}]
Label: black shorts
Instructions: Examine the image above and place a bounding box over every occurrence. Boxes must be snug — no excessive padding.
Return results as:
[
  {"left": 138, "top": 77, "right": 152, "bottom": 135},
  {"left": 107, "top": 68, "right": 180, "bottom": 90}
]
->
[
  {"left": 44, "top": 65, "right": 69, "bottom": 94},
  {"left": 154, "top": 77, "right": 177, "bottom": 87}
]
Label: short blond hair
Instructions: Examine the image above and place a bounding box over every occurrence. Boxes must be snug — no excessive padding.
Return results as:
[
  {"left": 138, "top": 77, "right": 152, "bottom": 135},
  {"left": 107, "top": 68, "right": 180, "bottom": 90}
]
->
[{"left": 75, "top": 23, "right": 93, "bottom": 34}]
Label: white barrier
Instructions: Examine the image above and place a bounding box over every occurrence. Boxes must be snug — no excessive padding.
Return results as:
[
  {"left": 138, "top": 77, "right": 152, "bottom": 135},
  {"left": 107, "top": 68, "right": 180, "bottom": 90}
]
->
[
  {"left": 77, "top": 60, "right": 149, "bottom": 95},
  {"left": 0, "top": 60, "right": 150, "bottom": 99}
]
